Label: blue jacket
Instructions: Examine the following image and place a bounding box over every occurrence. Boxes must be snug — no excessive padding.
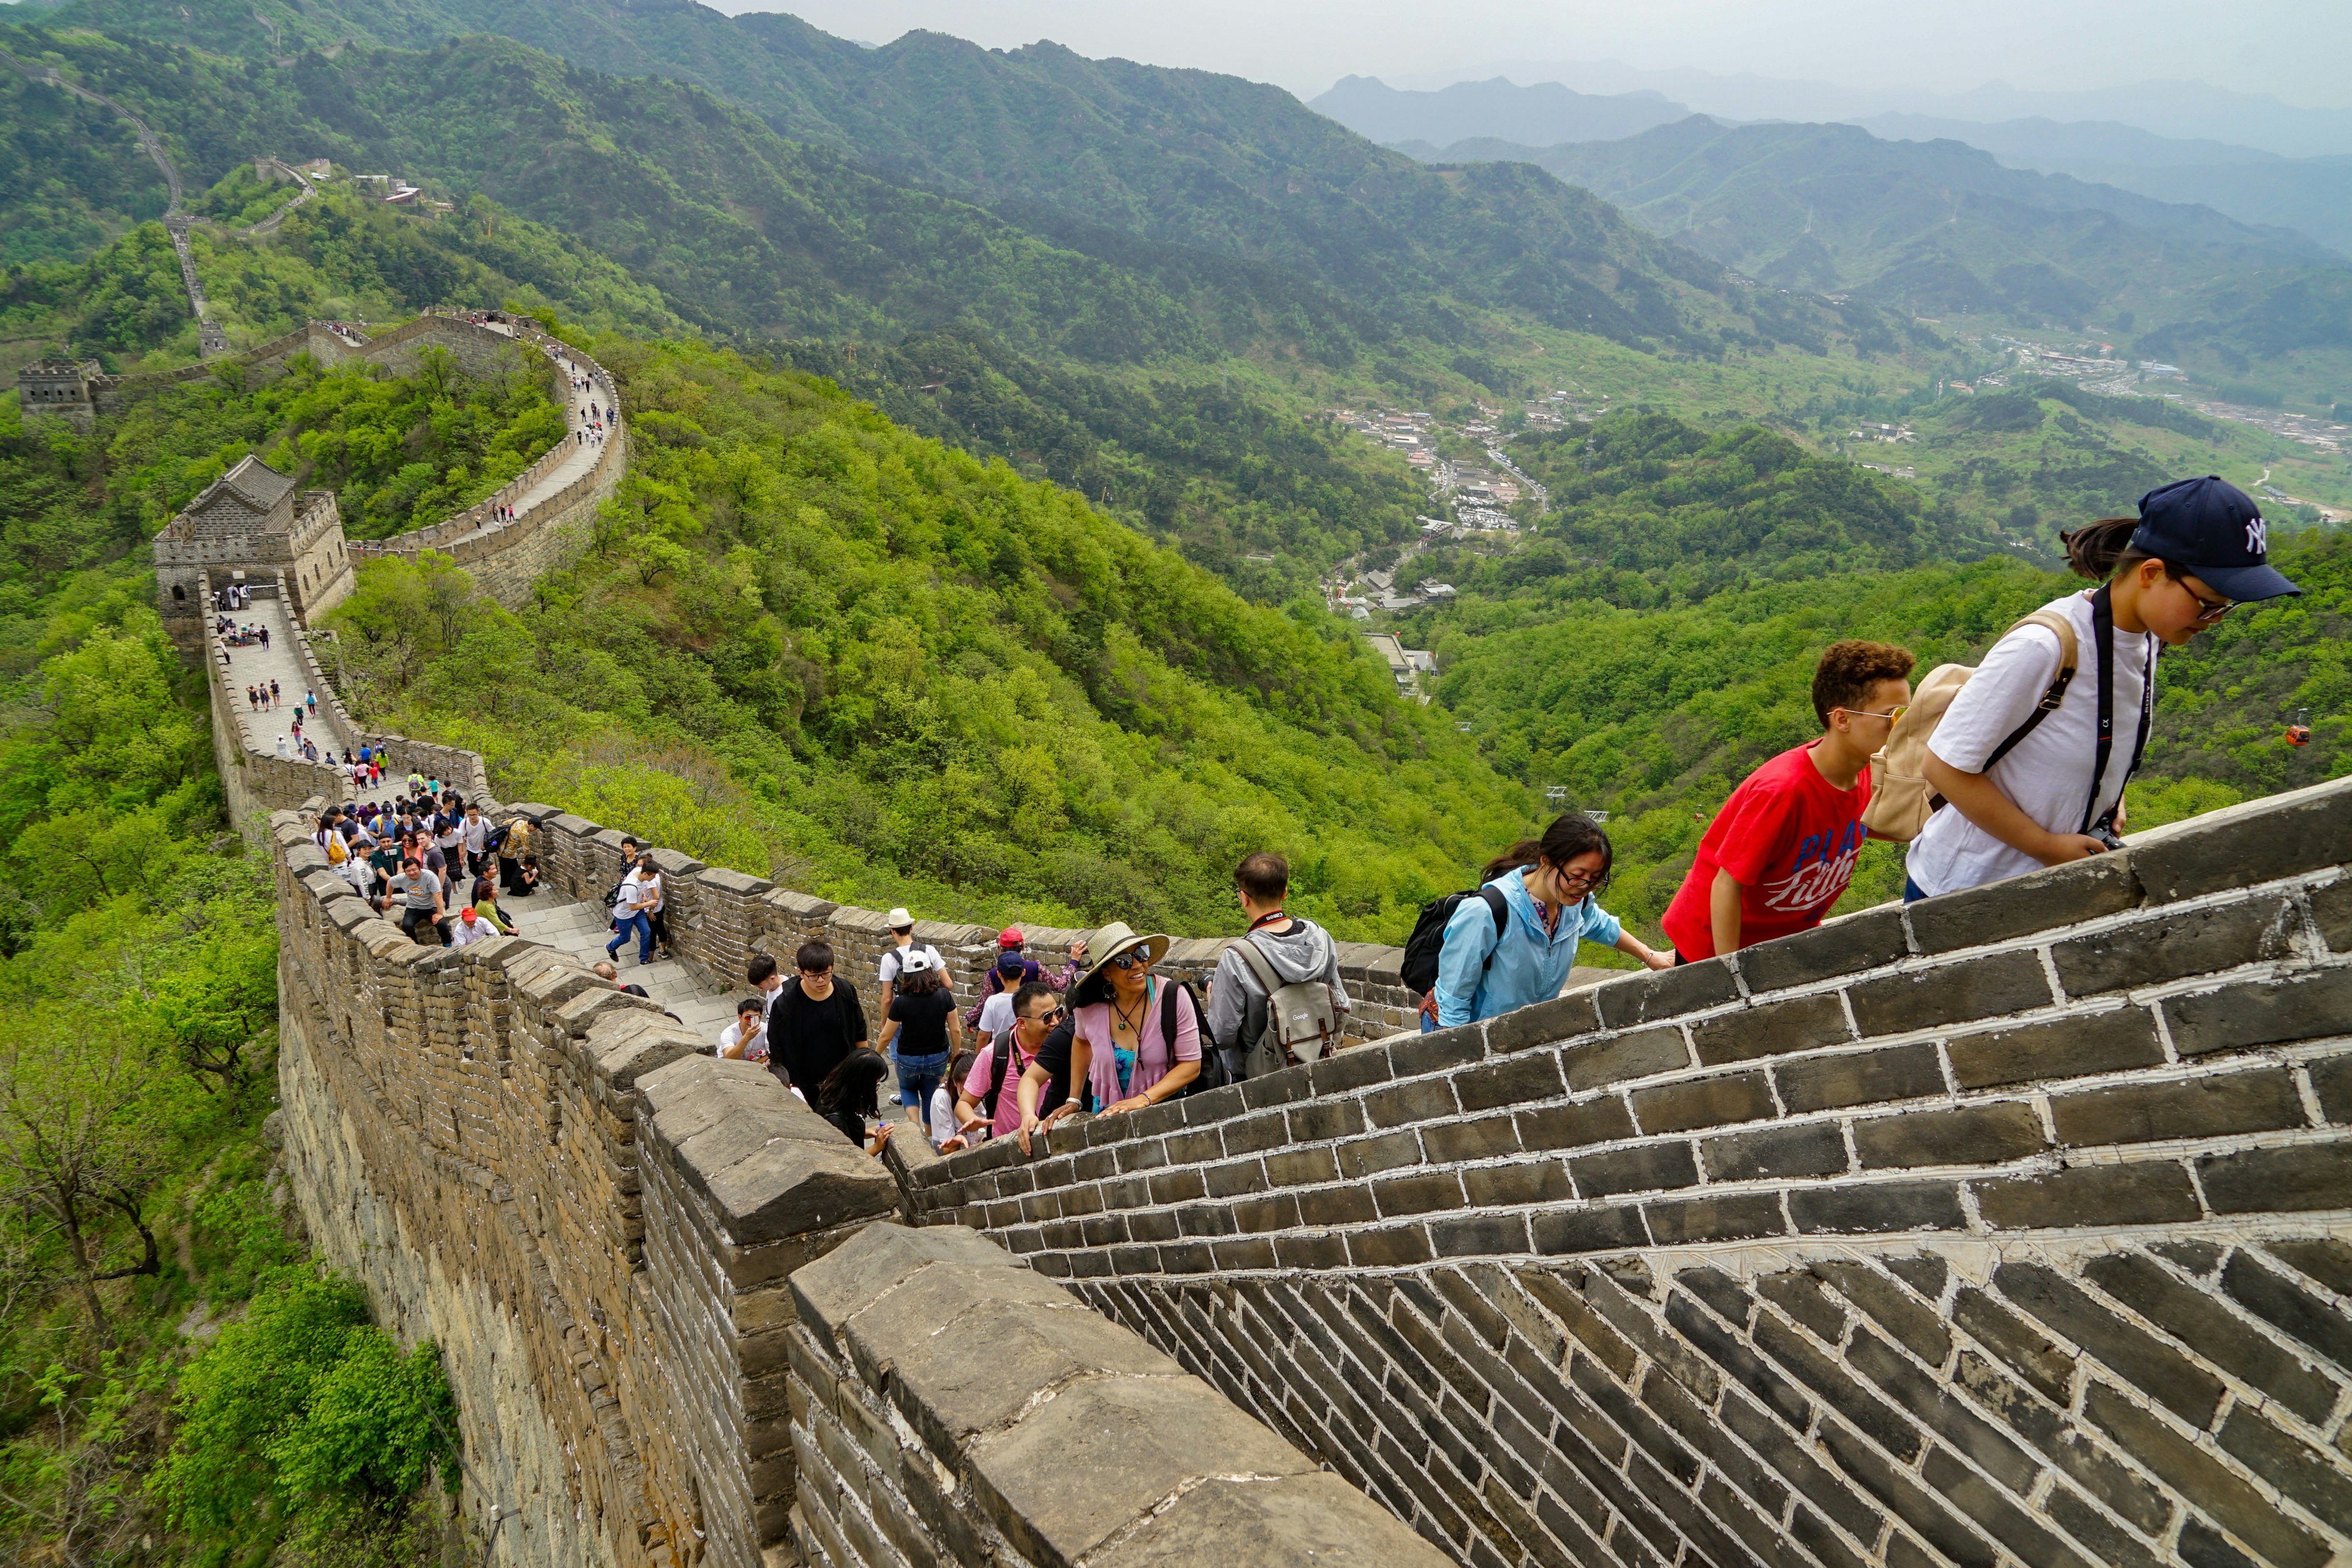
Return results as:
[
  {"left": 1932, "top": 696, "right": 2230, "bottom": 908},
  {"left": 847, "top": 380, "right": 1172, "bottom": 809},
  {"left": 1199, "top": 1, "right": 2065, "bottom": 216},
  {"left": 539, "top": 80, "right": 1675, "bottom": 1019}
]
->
[{"left": 1435, "top": 869, "right": 1623, "bottom": 1027}]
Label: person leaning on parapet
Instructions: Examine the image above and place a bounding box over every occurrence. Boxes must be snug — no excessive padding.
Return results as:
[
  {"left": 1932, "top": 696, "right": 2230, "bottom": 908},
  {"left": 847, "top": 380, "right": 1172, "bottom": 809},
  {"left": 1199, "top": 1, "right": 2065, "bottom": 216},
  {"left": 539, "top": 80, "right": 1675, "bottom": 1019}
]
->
[
  {"left": 1904, "top": 477, "right": 2301, "bottom": 901},
  {"left": 1660, "top": 640, "right": 1915, "bottom": 962},
  {"left": 1015, "top": 922, "right": 1202, "bottom": 1152},
  {"left": 1206, "top": 851, "right": 1350, "bottom": 1083},
  {"left": 1434, "top": 814, "right": 1672, "bottom": 1029},
  {"left": 763, "top": 940, "right": 871, "bottom": 1102},
  {"left": 877, "top": 907, "right": 949, "bottom": 1014},
  {"left": 956, "top": 981, "right": 1064, "bottom": 1150}
]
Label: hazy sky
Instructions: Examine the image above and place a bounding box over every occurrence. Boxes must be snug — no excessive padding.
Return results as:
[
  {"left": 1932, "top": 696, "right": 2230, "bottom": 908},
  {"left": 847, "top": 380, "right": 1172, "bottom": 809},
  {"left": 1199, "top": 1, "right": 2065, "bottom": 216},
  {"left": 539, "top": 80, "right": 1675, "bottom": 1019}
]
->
[{"left": 749, "top": 0, "right": 2352, "bottom": 110}]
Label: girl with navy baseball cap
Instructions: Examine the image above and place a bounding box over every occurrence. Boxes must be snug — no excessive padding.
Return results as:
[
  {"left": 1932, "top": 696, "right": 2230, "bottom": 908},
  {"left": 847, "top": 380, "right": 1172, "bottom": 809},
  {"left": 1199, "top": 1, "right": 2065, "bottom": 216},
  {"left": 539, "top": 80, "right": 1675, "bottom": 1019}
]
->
[{"left": 1906, "top": 477, "right": 2299, "bottom": 899}]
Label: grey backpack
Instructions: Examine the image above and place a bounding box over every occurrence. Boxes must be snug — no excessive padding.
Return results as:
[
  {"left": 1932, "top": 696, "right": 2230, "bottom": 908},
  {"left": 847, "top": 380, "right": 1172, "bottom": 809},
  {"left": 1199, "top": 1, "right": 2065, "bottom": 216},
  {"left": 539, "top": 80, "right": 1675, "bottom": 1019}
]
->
[{"left": 1232, "top": 935, "right": 1339, "bottom": 1079}]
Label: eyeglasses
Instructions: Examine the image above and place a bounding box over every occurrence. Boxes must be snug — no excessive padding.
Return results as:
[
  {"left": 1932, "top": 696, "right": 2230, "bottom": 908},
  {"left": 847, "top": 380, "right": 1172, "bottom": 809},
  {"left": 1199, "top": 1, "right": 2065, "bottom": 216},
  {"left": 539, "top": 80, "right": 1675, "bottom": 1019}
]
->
[
  {"left": 2178, "top": 581, "right": 2235, "bottom": 621},
  {"left": 1840, "top": 706, "right": 1910, "bottom": 722},
  {"left": 1554, "top": 869, "right": 1604, "bottom": 889},
  {"left": 1107, "top": 951, "right": 1150, "bottom": 971},
  {"left": 798, "top": 968, "right": 833, "bottom": 982}
]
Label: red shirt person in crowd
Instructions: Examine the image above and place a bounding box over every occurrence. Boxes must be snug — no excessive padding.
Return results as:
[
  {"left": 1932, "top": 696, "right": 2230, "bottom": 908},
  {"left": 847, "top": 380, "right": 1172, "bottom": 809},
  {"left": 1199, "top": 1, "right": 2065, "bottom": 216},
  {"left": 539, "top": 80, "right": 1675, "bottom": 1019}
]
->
[{"left": 1662, "top": 641, "right": 1915, "bottom": 962}]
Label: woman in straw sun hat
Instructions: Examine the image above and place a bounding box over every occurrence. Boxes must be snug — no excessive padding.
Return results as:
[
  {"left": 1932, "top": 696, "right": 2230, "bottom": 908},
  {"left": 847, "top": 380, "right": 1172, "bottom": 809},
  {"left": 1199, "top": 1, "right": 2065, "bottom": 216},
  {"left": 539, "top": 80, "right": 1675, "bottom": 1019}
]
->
[{"left": 1015, "top": 921, "right": 1204, "bottom": 1152}]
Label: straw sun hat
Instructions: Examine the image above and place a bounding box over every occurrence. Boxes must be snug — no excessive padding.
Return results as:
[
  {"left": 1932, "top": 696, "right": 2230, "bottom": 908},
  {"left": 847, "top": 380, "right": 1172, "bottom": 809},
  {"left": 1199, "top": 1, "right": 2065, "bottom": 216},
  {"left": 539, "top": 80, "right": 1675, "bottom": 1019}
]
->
[{"left": 1074, "top": 922, "right": 1170, "bottom": 994}]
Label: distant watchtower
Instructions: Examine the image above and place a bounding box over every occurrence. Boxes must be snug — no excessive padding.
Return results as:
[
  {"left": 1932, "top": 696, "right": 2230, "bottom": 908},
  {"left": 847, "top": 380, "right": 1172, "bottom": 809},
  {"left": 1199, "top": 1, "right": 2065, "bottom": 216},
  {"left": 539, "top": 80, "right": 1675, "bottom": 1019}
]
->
[
  {"left": 153, "top": 455, "right": 354, "bottom": 656},
  {"left": 15, "top": 358, "right": 103, "bottom": 430}
]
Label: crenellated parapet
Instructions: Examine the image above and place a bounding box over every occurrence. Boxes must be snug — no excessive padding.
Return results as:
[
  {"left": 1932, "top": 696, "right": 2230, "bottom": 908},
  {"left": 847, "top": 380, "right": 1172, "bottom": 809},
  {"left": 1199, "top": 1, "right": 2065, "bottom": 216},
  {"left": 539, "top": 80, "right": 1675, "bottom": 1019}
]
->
[{"left": 891, "top": 777, "right": 2352, "bottom": 1568}]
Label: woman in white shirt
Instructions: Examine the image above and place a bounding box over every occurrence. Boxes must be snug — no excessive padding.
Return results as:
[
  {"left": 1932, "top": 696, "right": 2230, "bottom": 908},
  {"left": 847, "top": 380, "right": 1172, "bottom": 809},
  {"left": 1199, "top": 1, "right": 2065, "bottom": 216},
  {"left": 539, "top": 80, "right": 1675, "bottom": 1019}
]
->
[{"left": 1912, "top": 477, "right": 2299, "bottom": 899}]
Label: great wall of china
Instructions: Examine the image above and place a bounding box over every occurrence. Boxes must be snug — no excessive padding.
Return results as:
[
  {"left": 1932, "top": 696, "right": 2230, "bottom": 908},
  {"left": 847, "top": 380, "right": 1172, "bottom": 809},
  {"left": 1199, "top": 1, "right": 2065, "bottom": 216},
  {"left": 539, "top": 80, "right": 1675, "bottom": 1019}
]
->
[{"left": 31, "top": 300, "right": 2346, "bottom": 1568}]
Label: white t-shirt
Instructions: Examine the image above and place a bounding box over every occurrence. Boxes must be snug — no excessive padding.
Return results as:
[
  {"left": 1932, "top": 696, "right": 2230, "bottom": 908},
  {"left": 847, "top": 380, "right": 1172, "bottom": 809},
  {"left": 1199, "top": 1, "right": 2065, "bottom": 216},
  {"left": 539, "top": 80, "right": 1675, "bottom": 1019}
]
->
[
  {"left": 929, "top": 1082, "right": 961, "bottom": 1148},
  {"left": 976, "top": 990, "right": 1017, "bottom": 1036},
  {"left": 616, "top": 867, "right": 660, "bottom": 915},
  {"left": 720, "top": 1019, "right": 767, "bottom": 1062},
  {"left": 448, "top": 915, "right": 497, "bottom": 948},
  {"left": 1910, "top": 590, "right": 2158, "bottom": 898},
  {"left": 879, "top": 943, "right": 944, "bottom": 987}
]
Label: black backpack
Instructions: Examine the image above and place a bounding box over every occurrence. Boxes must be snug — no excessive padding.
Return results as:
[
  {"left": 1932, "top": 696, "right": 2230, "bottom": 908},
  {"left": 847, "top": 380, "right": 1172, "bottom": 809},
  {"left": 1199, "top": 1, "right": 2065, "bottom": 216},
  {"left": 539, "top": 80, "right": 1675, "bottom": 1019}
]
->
[{"left": 1399, "top": 884, "right": 1510, "bottom": 996}]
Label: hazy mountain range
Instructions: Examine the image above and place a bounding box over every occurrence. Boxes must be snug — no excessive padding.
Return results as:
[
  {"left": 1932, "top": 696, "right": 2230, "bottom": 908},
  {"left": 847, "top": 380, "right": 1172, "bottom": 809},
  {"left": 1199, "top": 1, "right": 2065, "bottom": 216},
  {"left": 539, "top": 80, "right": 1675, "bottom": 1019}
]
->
[{"left": 1316, "top": 75, "right": 2352, "bottom": 257}]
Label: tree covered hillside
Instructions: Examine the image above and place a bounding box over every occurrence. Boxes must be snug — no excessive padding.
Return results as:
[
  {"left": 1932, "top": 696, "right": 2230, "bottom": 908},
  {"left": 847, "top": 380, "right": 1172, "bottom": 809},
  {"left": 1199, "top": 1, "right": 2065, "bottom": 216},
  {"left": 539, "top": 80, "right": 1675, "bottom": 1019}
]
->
[
  {"left": 1460, "top": 409, "right": 2003, "bottom": 603},
  {"left": 326, "top": 333, "right": 1536, "bottom": 941},
  {"left": 1423, "top": 116, "right": 2352, "bottom": 409},
  {"left": 30, "top": 0, "right": 1914, "bottom": 360}
]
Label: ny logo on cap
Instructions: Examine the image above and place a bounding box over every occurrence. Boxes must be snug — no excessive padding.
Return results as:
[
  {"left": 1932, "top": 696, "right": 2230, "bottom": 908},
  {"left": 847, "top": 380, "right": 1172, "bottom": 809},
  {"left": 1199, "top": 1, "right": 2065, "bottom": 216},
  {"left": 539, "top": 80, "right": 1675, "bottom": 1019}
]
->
[{"left": 2246, "top": 515, "right": 2268, "bottom": 556}]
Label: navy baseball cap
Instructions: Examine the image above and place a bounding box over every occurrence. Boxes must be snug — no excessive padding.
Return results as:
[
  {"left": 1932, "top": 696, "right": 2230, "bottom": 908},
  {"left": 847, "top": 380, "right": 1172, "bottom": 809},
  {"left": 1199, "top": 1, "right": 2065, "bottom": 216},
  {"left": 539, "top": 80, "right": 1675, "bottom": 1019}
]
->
[{"left": 2131, "top": 476, "right": 2301, "bottom": 601}]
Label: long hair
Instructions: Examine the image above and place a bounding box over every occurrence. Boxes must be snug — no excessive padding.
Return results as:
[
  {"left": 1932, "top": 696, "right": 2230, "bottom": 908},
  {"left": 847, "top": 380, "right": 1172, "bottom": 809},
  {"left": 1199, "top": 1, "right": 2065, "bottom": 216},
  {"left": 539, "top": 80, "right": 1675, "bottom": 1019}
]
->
[
  {"left": 1483, "top": 839, "right": 1543, "bottom": 881},
  {"left": 815, "top": 1050, "right": 889, "bottom": 1115},
  {"left": 1535, "top": 812, "right": 1614, "bottom": 893},
  {"left": 2061, "top": 514, "right": 2186, "bottom": 584}
]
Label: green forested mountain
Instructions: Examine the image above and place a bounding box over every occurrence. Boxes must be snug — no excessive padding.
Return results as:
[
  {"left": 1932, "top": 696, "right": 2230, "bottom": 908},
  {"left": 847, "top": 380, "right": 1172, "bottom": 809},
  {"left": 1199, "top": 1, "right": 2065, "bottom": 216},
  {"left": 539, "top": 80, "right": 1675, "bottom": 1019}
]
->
[
  {"left": 325, "top": 333, "right": 1532, "bottom": 940},
  {"left": 1436, "top": 409, "right": 2001, "bottom": 604},
  {"left": 0, "top": 24, "right": 1444, "bottom": 577},
  {"left": 24, "top": 0, "right": 1907, "bottom": 359},
  {"left": 1407, "top": 117, "right": 2352, "bottom": 404}
]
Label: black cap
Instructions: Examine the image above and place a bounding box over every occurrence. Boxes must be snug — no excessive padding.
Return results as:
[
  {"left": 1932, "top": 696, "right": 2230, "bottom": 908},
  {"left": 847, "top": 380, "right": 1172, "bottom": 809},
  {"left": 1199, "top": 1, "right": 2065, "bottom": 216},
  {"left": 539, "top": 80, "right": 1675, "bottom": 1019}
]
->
[{"left": 2130, "top": 476, "right": 2301, "bottom": 601}]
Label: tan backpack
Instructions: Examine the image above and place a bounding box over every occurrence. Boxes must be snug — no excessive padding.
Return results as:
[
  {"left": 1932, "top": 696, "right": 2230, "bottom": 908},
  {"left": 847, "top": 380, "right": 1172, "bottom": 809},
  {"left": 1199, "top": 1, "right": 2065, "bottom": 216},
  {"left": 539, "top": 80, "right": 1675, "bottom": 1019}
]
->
[{"left": 1862, "top": 610, "right": 2079, "bottom": 842}]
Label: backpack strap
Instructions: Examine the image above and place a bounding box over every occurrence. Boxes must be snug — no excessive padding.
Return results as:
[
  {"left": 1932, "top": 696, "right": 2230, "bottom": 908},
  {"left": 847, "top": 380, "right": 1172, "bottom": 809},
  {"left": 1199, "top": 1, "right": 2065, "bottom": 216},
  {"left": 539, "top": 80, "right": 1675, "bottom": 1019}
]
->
[
  {"left": 1159, "top": 978, "right": 1200, "bottom": 1050},
  {"left": 1232, "top": 934, "right": 1286, "bottom": 1001},
  {"left": 1477, "top": 884, "right": 1509, "bottom": 968},
  {"left": 1980, "top": 609, "right": 2081, "bottom": 771},
  {"left": 984, "top": 1037, "right": 1012, "bottom": 1118}
]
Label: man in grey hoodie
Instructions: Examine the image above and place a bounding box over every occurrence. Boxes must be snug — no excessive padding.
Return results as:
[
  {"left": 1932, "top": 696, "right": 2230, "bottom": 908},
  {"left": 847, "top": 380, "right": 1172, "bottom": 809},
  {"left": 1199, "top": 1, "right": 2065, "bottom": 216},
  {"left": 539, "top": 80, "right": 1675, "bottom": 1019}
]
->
[{"left": 1206, "top": 852, "right": 1351, "bottom": 1080}]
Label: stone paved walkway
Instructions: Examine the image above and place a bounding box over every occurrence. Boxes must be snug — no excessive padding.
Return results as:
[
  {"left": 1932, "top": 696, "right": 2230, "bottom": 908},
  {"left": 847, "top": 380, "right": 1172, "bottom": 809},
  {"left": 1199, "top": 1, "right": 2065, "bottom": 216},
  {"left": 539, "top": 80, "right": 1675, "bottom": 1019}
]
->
[
  {"left": 219, "top": 592, "right": 353, "bottom": 759},
  {"left": 502, "top": 895, "right": 924, "bottom": 1128}
]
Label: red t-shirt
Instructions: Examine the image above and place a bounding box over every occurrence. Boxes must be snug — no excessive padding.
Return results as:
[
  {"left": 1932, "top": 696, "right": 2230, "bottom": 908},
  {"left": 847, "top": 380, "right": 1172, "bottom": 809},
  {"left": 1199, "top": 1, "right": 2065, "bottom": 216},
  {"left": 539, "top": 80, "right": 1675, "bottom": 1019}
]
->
[{"left": 1660, "top": 743, "right": 1872, "bottom": 960}]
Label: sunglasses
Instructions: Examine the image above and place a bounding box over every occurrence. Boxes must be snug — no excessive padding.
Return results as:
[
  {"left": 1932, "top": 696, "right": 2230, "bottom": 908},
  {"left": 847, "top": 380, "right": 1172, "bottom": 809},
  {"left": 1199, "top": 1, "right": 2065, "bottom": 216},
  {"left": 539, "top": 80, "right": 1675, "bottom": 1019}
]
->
[
  {"left": 1022, "top": 1005, "right": 1068, "bottom": 1026},
  {"left": 1842, "top": 705, "right": 1910, "bottom": 722},
  {"left": 1106, "top": 950, "right": 1151, "bottom": 971}
]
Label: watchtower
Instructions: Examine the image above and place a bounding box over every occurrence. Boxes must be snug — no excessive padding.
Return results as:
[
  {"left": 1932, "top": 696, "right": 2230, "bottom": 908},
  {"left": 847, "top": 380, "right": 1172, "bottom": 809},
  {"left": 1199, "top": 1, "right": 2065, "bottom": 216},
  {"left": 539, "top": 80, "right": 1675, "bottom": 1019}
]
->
[
  {"left": 153, "top": 454, "right": 354, "bottom": 655},
  {"left": 14, "top": 358, "right": 103, "bottom": 429}
]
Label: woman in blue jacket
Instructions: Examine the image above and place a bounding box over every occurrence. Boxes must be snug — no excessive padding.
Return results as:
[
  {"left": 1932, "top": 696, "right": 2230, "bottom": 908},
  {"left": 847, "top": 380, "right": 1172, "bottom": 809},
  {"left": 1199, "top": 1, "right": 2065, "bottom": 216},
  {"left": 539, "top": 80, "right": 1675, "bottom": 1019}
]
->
[{"left": 1435, "top": 814, "right": 1673, "bottom": 1028}]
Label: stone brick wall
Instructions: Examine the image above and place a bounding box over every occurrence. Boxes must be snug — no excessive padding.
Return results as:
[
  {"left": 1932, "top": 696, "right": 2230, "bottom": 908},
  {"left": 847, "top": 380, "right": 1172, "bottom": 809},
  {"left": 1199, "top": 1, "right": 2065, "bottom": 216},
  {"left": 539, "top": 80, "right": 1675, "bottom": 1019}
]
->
[
  {"left": 348, "top": 323, "right": 625, "bottom": 611},
  {"left": 892, "top": 778, "right": 2352, "bottom": 1568},
  {"left": 268, "top": 807, "right": 902, "bottom": 1566},
  {"left": 782, "top": 1220, "right": 1451, "bottom": 1568}
]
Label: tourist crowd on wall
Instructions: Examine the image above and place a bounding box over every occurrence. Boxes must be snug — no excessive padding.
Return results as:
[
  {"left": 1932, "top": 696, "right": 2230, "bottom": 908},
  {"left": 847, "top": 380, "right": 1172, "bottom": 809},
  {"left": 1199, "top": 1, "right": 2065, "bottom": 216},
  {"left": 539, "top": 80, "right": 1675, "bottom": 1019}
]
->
[{"left": 301, "top": 479, "right": 2299, "bottom": 1162}]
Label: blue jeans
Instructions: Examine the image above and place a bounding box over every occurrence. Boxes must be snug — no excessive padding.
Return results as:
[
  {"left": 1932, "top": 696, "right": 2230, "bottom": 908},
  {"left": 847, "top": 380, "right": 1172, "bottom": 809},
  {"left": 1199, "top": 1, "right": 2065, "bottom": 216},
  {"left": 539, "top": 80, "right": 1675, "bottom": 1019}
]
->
[
  {"left": 607, "top": 910, "right": 652, "bottom": 963},
  {"left": 895, "top": 1050, "right": 949, "bottom": 1121},
  {"left": 1904, "top": 875, "right": 1930, "bottom": 903}
]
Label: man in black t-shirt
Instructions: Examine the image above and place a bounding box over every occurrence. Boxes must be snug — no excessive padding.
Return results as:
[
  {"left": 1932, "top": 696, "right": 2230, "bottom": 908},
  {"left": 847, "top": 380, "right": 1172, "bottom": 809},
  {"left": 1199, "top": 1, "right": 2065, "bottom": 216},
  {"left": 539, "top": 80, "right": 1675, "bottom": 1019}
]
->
[{"left": 764, "top": 939, "right": 870, "bottom": 1096}]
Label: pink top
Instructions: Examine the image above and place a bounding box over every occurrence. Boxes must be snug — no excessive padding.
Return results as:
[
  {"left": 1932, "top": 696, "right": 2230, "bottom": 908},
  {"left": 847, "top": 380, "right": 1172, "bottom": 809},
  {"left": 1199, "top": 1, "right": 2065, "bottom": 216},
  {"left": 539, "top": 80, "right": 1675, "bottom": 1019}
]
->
[
  {"left": 1076, "top": 978, "right": 1200, "bottom": 1106},
  {"left": 962, "top": 1038, "right": 1037, "bottom": 1139}
]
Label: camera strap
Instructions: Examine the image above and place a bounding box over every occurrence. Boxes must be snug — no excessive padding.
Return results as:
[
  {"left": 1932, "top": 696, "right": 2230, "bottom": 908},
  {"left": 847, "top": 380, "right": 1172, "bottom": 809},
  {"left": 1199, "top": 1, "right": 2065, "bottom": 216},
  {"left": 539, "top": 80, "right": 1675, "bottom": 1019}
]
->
[{"left": 2083, "top": 586, "right": 2156, "bottom": 835}]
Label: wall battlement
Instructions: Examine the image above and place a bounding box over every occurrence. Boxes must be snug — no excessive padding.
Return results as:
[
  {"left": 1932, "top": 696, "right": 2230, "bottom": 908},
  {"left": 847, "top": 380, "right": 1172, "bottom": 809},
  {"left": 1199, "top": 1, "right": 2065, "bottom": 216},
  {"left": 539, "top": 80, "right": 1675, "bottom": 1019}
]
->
[
  {"left": 247, "top": 311, "right": 2352, "bottom": 1568},
  {"left": 886, "top": 777, "right": 2352, "bottom": 1568},
  {"left": 274, "top": 761, "right": 2352, "bottom": 1568}
]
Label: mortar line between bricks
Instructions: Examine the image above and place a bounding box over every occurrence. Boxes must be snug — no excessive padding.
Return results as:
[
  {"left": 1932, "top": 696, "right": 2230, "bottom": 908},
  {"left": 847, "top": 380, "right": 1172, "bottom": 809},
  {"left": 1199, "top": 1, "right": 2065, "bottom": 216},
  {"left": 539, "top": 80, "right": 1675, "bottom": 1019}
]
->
[{"left": 1055, "top": 1215, "right": 2352, "bottom": 1291}]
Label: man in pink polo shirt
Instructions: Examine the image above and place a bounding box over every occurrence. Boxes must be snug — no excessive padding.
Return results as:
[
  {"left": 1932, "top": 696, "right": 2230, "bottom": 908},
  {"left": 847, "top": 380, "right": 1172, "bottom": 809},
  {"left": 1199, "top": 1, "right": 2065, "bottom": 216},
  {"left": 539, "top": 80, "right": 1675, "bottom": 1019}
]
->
[{"left": 953, "top": 982, "right": 1065, "bottom": 1144}]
